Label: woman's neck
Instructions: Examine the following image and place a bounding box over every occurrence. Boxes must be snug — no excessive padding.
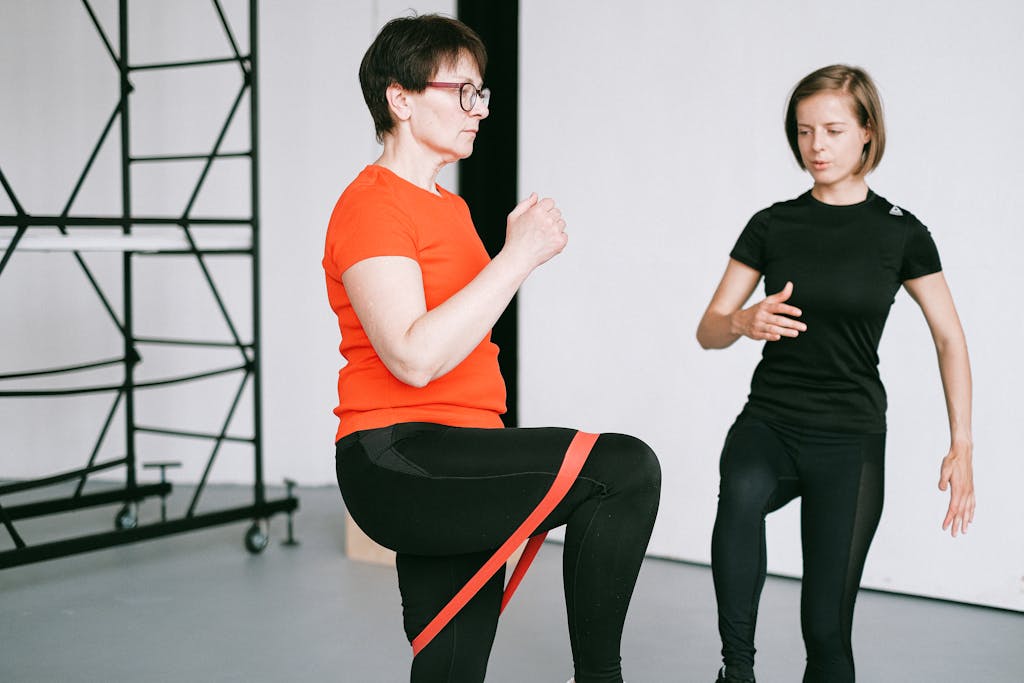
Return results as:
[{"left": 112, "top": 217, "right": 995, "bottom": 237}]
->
[
  {"left": 810, "top": 177, "right": 870, "bottom": 206},
  {"left": 375, "top": 135, "right": 447, "bottom": 194}
]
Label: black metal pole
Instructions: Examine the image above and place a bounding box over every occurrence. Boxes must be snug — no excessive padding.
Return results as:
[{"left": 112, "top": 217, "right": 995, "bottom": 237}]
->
[
  {"left": 0, "top": 167, "right": 27, "bottom": 278},
  {"left": 249, "top": 0, "right": 266, "bottom": 506},
  {"left": 119, "top": 0, "right": 138, "bottom": 492},
  {"left": 456, "top": 1, "right": 519, "bottom": 426}
]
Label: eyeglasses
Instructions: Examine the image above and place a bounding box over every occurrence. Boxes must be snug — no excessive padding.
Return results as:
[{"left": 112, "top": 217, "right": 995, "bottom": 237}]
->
[{"left": 425, "top": 82, "right": 491, "bottom": 112}]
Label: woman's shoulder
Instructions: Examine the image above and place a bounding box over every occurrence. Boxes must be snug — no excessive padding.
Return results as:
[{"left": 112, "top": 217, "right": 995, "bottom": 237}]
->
[
  {"left": 866, "top": 191, "right": 927, "bottom": 228},
  {"left": 328, "top": 167, "right": 413, "bottom": 241},
  {"left": 743, "top": 193, "right": 805, "bottom": 230},
  {"left": 338, "top": 165, "right": 402, "bottom": 206},
  {"left": 330, "top": 166, "right": 413, "bottom": 229}
]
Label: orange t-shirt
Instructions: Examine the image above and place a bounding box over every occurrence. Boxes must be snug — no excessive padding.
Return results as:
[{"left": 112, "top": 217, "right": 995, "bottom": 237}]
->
[{"left": 323, "top": 165, "right": 506, "bottom": 441}]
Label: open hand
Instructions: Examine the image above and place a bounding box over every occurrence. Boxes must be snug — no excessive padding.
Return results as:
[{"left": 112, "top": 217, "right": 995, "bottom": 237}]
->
[
  {"left": 939, "top": 439, "right": 975, "bottom": 537},
  {"left": 731, "top": 281, "right": 807, "bottom": 341}
]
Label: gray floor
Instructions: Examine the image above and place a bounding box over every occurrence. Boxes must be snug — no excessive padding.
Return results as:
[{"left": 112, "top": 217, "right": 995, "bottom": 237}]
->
[{"left": 1, "top": 483, "right": 1021, "bottom": 682}]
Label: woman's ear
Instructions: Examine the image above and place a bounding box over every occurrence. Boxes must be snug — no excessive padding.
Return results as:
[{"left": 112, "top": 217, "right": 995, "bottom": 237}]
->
[{"left": 386, "top": 83, "right": 412, "bottom": 122}]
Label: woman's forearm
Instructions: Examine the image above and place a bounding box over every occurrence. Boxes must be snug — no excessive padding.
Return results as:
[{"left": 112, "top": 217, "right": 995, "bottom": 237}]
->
[
  {"left": 346, "top": 195, "right": 568, "bottom": 388},
  {"left": 697, "top": 310, "right": 742, "bottom": 349},
  {"left": 934, "top": 330, "right": 973, "bottom": 445},
  {"left": 397, "top": 249, "right": 531, "bottom": 385}
]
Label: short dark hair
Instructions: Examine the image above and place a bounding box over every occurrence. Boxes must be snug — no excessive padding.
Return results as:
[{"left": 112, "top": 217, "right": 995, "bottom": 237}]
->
[
  {"left": 359, "top": 14, "right": 487, "bottom": 142},
  {"left": 784, "top": 64, "right": 886, "bottom": 175}
]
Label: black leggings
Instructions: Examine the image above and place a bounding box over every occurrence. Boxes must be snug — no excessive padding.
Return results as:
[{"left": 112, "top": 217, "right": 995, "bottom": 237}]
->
[
  {"left": 335, "top": 422, "right": 661, "bottom": 683},
  {"left": 711, "top": 416, "right": 885, "bottom": 683}
]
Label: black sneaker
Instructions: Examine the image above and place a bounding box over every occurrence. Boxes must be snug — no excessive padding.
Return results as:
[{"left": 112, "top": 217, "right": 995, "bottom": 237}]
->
[{"left": 715, "top": 665, "right": 755, "bottom": 683}]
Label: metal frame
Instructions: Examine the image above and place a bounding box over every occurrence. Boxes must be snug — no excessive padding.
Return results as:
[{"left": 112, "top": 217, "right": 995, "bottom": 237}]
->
[{"left": 0, "top": 0, "right": 297, "bottom": 570}]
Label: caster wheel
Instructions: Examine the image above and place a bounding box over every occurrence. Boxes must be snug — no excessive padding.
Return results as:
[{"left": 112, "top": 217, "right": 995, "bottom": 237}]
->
[
  {"left": 115, "top": 504, "right": 138, "bottom": 530},
  {"left": 244, "top": 522, "right": 268, "bottom": 554}
]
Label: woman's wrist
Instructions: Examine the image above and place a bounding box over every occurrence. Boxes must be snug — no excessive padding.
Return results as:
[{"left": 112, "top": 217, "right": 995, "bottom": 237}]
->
[
  {"left": 949, "top": 432, "right": 973, "bottom": 453},
  {"left": 492, "top": 246, "right": 535, "bottom": 284},
  {"left": 728, "top": 309, "right": 745, "bottom": 338}
]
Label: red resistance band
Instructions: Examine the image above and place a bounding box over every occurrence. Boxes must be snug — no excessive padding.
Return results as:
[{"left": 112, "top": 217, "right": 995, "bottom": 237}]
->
[{"left": 410, "top": 430, "right": 599, "bottom": 656}]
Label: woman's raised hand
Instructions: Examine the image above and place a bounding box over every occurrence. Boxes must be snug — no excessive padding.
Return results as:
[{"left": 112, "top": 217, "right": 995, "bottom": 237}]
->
[
  {"left": 504, "top": 192, "right": 568, "bottom": 270},
  {"left": 732, "top": 281, "right": 807, "bottom": 342}
]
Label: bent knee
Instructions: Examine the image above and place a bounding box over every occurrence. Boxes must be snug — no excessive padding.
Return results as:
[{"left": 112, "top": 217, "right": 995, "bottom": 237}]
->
[
  {"left": 594, "top": 432, "right": 661, "bottom": 494},
  {"left": 717, "top": 467, "right": 782, "bottom": 513}
]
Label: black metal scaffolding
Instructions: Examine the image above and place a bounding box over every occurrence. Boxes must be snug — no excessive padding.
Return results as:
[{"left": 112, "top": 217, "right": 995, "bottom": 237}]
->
[{"left": 0, "top": 0, "right": 298, "bottom": 569}]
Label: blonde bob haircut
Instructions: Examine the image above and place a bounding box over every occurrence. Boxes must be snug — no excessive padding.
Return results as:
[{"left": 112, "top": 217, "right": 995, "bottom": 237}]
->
[{"left": 785, "top": 64, "right": 886, "bottom": 176}]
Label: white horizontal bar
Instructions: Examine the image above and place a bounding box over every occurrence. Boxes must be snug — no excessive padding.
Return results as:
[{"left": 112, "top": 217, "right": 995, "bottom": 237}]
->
[{"left": 0, "top": 233, "right": 251, "bottom": 253}]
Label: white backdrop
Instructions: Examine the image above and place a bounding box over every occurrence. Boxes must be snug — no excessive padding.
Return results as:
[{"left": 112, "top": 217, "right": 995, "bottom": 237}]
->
[
  {"left": 2, "top": 1, "right": 1021, "bottom": 611},
  {"left": 518, "top": 0, "right": 1023, "bottom": 610},
  {"left": 0, "top": 0, "right": 454, "bottom": 487}
]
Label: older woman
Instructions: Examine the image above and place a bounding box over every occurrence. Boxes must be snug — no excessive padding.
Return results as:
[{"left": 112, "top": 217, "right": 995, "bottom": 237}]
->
[
  {"left": 697, "top": 65, "right": 975, "bottom": 683},
  {"left": 324, "top": 15, "right": 660, "bottom": 683}
]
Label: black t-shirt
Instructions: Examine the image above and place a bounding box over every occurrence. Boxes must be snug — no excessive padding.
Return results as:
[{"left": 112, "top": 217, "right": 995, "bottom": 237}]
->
[{"left": 730, "top": 190, "right": 942, "bottom": 433}]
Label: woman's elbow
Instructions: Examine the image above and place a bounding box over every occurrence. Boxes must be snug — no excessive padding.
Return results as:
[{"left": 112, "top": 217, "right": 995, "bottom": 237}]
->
[
  {"left": 389, "top": 364, "right": 433, "bottom": 388},
  {"left": 696, "top": 324, "right": 719, "bottom": 350},
  {"left": 697, "top": 310, "right": 738, "bottom": 350},
  {"left": 383, "top": 355, "right": 437, "bottom": 388},
  {"left": 372, "top": 337, "right": 441, "bottom": 387},
  {"left": 933, "top": 330, "right": 969, "bottom": 359}
]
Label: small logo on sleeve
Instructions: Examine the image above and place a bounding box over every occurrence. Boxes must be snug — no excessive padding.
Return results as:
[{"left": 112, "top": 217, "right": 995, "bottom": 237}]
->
[{"left": 889, "top": 205, "right": 903, "bottom": 216}]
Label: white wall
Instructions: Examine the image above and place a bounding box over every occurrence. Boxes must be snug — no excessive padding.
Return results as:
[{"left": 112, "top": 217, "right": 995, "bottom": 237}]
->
[
  {"left": 518, "top": 0, "right": 1024, "bottom": 610},
  {"left": 0, "top": 0, "right": 454, "bottom": 487},
  {"left": 3, "top": 1, "right": 1020, "bottom": 611}
]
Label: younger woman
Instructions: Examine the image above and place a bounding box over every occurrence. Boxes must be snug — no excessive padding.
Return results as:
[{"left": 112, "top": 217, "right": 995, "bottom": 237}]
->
[{"left": 696, "top": 64, "right": 975, "bottom": 683}]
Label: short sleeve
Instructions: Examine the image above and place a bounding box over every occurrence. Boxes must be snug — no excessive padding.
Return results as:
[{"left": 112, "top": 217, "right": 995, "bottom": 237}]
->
[
  {"left": 900, "top": 217, "right": 942, "bottom": 281},
  {"left": 323, "top": 186, "right": 418, "bottom": 280},
  {"left": 729, "top": 209, "right": 770, "bottom": 271}
]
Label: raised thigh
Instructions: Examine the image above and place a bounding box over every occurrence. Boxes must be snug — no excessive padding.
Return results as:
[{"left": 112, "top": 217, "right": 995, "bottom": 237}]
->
[
  {"left": 717, "top": 417, "right": 801, "bottom": 515},
  {"left": 337, "top": 423, "right": 647, "bottom": 557}
]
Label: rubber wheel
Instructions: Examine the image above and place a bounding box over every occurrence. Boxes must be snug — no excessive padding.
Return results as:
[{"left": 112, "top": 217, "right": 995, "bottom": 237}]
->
[
  {"left": 244, "top": 522, "right": 268, "bottom": 554},
  {"left": 115, "top": 504, "right": 138, "bottom": 530}
]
